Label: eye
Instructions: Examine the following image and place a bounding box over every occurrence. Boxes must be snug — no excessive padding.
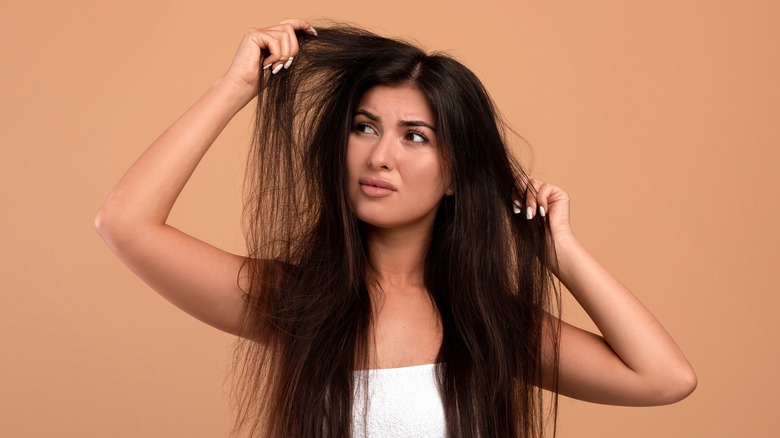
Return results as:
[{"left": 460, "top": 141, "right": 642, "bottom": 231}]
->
[
  {"left": 406, "top": 130, "right": 429, "bottom": 143},
  {"left": 353, "top": 122, "right": 376, "bottom": 135}
]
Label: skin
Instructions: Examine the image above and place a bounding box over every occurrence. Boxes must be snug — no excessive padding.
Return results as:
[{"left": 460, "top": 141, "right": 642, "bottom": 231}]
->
[
  {"left": 347, "top": 85, "right": 450, "bottom": 369},
  {"left": 95, "top": 19, "right": 696, "bottom": 407}
]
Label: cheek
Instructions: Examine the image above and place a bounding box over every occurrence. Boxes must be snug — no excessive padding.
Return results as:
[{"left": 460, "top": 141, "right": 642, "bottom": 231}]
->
[
  {"left": 346, "top": 142, "right": 364, "bottom": 178},
  {"left": 406, "top": 157, "right": 446, "bottom": 196}
]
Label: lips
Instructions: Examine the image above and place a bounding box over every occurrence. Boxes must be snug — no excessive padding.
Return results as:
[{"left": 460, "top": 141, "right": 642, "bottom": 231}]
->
[
  {"left": 359, "top": 177, "right": 397, "bottom": 190},
  {"left": 359, "top": 177, "right": 397, "bottom": 198}
]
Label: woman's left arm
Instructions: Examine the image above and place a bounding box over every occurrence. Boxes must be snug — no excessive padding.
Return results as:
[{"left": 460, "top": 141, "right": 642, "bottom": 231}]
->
[{"left": 526, "top": 180, "right": 697, "bottom": 406}]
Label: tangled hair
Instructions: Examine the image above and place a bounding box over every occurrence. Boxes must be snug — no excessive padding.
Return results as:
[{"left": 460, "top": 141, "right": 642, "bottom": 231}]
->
[{"left": 230, "top": 23, "right": 561, "bottom": 437}]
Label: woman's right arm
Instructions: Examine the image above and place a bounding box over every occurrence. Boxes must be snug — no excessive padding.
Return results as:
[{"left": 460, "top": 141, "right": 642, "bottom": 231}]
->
[{"left": 94, "top": 19, "right": 315, "bottom": 336}]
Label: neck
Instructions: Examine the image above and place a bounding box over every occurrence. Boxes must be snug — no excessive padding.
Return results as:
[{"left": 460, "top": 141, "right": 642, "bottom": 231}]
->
[{"left": 364, "top": 223, "right": 432, "bottom": 291}]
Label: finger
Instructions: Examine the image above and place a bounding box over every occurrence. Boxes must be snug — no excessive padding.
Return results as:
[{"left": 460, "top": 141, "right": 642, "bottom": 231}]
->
[
  {"left": 278, "top": 23, "right": 299, "bottom": 70},
  {"left": 241, "top": 27, "right": 281, "bottom": 70},
  {"left": 511, "top": 173, "right": 528, "bottom": 215},
  {"left": 250, "top": 18, "right": 314, "bottom": 65},
  {"left": 258, "top": 34, "right": 282, "bottom": 71},
  {"left": 266, "top": 24, "right": 303, "bottom": 73},
  {"left": 271, "top": 29, "right": 292, "bottom": 74},
  {"left": 524, "top": 178, "right": 542, "bottom": 220},
  {"left": 277, "top": 17, "right": 317, "bottom": 36},
  {"left": 256, "top": 29, "right": 289, "bottom": 74},
  {"left": 513, "top": 199, "right": 523, "bottom": 215},
  {"left": 535, "top": 182, "right": 555, "bottom": 218}
]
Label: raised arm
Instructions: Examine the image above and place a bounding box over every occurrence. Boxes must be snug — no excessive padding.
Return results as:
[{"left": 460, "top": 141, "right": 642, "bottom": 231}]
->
[
  {"left": 94, "top": 20, "right": 316, "bottom": 336},
  {"left": 526, "top": 180, "right": 697, "bottom": 406}
]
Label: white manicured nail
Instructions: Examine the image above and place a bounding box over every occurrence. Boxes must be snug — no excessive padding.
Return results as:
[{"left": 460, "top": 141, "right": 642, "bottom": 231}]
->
[
  {"left": 272, "top": 63, "right": 284, "bottom": 74},
  {"left": 540, "top": 206, "right": 546, "bottom": 217},
  {"left": 513, "top": 200, "right": 522, "bottom": 214},
  {"left": 306, "top": 26, "right": 318, "bottom": 36},
  {"left": 262, "top": 62, "right": 272, "bottom": 70},
  {"left": 283, "top": 57, "right": 294, "bottom": 69},
  {"left": 526, "top": 206, "right": 533, "bottom": 220}
]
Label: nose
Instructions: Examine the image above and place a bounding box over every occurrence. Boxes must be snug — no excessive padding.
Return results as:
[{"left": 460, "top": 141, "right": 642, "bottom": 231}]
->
[{"left": 367, "top": 133, "right": 395, "bottom": 171}]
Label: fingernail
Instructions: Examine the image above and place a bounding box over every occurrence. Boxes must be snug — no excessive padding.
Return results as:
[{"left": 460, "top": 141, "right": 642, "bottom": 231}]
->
[
  {"left": 283, "top": 57, "right": 294, "bottom": 69},
  {"left": 526, "top": 206, "right": 533, "bottom": 220},
  {"left": 272, "top": 63, "right": 284, "bottom": 74},
  {"left": 513, "top": 200, "right": 522, "bottom": 215},
  {"left": 539, "top": 206, "right": 546, "bottom": 217},
  {"left": 306, "top": 26, "right": 318, "bottom": 36},
  {"left": 262, "top": 62, "right": 273, "bottom": 70}
]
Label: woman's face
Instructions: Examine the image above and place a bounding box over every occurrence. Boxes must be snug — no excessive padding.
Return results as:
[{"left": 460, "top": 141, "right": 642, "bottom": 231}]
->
[{"left": 347, "top": 85, "right": 451, "bottom": 232}]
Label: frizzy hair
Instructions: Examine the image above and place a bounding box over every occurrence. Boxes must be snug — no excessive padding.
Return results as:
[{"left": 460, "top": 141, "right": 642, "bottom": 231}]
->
[{"left": 229, "top": 24, "right": 561, "bottom": 437}]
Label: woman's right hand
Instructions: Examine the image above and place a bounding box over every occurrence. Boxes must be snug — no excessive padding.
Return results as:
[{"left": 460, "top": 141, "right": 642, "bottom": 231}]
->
[
  {"left": 223, "top": 18, "right": 317, "bottom": 98},
  {"left": 95, "top": 20, "right": 314, "bottom": 338}
]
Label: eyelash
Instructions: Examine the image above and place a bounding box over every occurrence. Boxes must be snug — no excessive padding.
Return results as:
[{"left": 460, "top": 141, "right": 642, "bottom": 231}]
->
[
  {"left": 353, "top": 122, "right": 375, "bottom": 134},
  {"left": 406, "top": 129, "right": 429, "bottom": 143},
  {"left": 352, "top": 122, "right": 430, "bottom": 144}
]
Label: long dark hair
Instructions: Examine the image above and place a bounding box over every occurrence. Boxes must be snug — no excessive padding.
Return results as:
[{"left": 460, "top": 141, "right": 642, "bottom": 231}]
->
[{"left": 230, "top": 24, "right": 560, "bottom": 437}]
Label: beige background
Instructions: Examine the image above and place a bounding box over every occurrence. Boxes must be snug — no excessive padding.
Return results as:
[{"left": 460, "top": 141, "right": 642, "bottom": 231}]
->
[{"left": 2, "top": 0, "right": 778, "bottom": 436}]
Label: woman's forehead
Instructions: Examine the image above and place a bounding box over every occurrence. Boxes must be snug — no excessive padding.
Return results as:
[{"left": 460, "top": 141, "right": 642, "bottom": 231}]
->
[{"left": 355, "top": 85, "right": 434, "bottom": 125}]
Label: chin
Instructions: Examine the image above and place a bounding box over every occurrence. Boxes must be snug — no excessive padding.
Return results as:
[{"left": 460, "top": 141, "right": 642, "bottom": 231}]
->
[
  {"left": 354, "top": 211, "right": 396, "bottom": 229},
  {"left": 350, "top": 196, "right": 441, "bottom": 231},
  {"left": 356, "top": 209, "right": 437, "bottom": 232}
]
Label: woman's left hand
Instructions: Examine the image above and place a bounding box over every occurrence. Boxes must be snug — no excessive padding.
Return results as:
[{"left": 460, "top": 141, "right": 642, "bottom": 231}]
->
[
  {"left": 521, "top": 179, "right": 572, "bottom": 239},
  {"left": 523, "top": 180, "right": 697, "bottom": 406}
]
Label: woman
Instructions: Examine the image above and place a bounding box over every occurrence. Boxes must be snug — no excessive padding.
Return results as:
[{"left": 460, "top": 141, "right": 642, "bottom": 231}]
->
[{"left": 95, "top": 18, "right": 696, "bottom": 437}]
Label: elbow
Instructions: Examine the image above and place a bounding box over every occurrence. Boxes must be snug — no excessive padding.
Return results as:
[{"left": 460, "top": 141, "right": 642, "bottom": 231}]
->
[
  {"left": 93, "top": 203, "right": 134, "bottom": 248},
  {"left": 94, "top": 201, "right": 163, "bottom": 251},
  {"left": 652, "top": 364, "right": 698, "bottom": 405},
  {"left": 93, "top": 207, "right": 108, "bottom": 236},
  {"left": 675, "top": 366, "right": 698, "bottom": 401},
  {"left": 94, "top": 205, "right": 118, "bottom": 242}
]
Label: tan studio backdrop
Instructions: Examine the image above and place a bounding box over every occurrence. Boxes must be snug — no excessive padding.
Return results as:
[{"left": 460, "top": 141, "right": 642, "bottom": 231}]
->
[{"left": 2, "top": 0, "right": 778, "bottom": 436}]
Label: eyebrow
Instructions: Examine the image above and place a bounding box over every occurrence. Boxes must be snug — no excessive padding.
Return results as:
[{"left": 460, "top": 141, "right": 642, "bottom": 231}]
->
[{"left": 354, "top": 109, "right": 436, "bottom": 132}]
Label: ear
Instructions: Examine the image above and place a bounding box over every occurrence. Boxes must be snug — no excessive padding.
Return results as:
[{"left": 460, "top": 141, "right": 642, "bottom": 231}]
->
[
  {"left": 445, "top": 179, "right": 455, "bottom": 196},
  {"left": 443, "top": 168, "right": 456, "bottom": 196}
]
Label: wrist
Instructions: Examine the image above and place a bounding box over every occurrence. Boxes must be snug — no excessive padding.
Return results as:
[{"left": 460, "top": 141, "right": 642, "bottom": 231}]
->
[
  {"left": 550, "top": 228, "right": 578, "bottom": 261},
  {"left": 211, "top": 75, "right": 258, "bottom": 110}
]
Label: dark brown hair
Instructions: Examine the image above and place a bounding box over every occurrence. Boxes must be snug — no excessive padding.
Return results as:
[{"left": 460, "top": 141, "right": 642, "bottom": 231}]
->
[{"left": 230, "top": 24, "right": 560, "bottom": 437}]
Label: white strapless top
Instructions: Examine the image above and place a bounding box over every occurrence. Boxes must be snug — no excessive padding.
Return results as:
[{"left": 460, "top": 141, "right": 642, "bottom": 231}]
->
[{"left": 352, "top": 364, "right": 446, "bottom": 438}]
